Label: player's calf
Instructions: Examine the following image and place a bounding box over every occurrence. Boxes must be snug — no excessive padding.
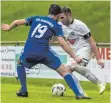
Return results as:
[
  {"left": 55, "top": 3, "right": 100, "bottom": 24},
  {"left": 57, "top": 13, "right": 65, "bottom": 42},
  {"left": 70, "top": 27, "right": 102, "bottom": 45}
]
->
[{"left": 56, "top": 64, "right": 87, "bottom": 97}]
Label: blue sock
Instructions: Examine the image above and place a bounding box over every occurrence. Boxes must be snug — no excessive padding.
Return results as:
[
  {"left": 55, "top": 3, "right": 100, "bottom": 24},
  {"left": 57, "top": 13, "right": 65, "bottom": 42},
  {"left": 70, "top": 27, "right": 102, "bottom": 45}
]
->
[
  {"left": 17, "top": 64, "right": 27, "bottom": 92},
  {"left": 64, "top": 73, "right": 83, "bottom": 96},
  {"left": 71, "top": 74, "right": 85, "bottom": 95}
]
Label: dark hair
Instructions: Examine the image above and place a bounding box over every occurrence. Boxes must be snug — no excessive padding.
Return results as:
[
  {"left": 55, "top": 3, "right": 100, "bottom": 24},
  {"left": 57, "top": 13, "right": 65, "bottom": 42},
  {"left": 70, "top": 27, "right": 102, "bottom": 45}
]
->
[
  {"left": 61, "top": 6, "right": 71, "bottom": 14},
  {"left": 48, "top": 4, "right": 61, "bottom": 15}
]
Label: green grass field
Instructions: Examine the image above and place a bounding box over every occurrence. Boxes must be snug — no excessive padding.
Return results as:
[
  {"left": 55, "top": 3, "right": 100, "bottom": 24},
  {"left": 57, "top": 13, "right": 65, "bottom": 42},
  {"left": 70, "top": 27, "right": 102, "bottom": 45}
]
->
[
  {"left": 1, "top": 1, "right": 110, "bottom": 103},
  {"left": 1, "top": 77, "right": 110, "bottom": 103},
  {"left": 1, "top": 1, "right": 110, "bottom": 43}
]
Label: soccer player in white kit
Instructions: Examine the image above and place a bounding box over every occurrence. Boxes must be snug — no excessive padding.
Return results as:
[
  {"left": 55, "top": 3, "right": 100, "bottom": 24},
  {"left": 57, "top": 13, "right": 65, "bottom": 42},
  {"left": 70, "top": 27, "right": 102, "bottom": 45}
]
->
[{"left": 59, "top": 6, "right": 106, "bottom": 94}]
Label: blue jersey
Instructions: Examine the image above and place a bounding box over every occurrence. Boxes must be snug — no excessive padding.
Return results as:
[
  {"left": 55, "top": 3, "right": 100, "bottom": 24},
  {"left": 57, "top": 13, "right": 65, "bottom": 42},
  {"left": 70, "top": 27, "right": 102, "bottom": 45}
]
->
[{"left": 23, "top": 16, "right": 63, "bottom": 57}]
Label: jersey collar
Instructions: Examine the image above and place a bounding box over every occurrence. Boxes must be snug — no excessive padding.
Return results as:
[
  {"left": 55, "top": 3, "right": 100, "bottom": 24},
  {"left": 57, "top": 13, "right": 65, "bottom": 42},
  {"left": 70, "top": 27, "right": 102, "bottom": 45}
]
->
[{"left": 70, "top": 19, "right": 74, "bottom": 24}]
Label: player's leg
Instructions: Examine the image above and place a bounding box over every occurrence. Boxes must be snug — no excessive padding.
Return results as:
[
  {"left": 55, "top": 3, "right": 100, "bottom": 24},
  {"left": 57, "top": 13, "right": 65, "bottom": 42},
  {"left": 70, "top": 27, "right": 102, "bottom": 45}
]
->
[
  {"left": 69, "top": 61, "right": 106, "bottom": 94},
  {"left": 56, "top": 64, "right": 91, "bottom": 99},
  {"left": 16, "top": 58, "right": 28, "bottom": 97},
  {"left": 68, "top": 47, "right": 106, "bottom": 94},
  {"left": 16, "top": 55, "right": 36, "bottom": 97},
  {"left": 45, "top": 50, "right": 91, "bottom": 99},
  {"left": 68, "top": 61, "right": 102, "bottom": 85}
]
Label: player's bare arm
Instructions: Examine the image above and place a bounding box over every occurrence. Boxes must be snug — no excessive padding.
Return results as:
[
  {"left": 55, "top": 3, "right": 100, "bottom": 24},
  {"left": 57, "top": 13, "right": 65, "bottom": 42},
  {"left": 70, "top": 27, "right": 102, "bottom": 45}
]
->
[
  {"left": 1, "top": 19, "right": 26, "bottom": 31},
  {"left": 49, "top": 36, "right": 57, "bottom": 45},
  {"left": 63, "top": 36, "right": 71, "bottom": 46},
  {"left": 57, "top": 36, "right": 82, "bottom": 63},
  {"left": 88, "top": 36, "right": 104, "bottom": 68}
]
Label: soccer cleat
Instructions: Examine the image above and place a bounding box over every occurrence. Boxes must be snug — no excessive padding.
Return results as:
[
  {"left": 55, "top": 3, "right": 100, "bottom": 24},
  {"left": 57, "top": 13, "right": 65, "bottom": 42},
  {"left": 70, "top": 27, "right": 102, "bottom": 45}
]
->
[
  {"left": 76, "top": 96, "right": 91, "bottom": 100},
  {"left": 76, "top": 92, "right": 91, "bottom": 100},
  {"left": 83, "top": 93, "right": 88, "bottom": 97},
  {"left": 98, "top": 82, "right": 106, "bottom": 95},
  {"left": 16, "top": 89, "right": 28, "bottom": 97}
]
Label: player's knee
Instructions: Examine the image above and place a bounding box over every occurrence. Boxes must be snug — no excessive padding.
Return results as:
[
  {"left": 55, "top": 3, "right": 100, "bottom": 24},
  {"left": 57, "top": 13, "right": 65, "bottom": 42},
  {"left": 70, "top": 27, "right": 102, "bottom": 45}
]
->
[
  {"left": 68, "top": 68, "right": 72, "bottom": 73},
  {"left": 68, "top": 63, "right": 79, "bottom": 72},
  {"left": 62, "top": 69, "right": 69, "bottom": 76},
  {"left": 56, "top": 64, "right": 70, "bottom": 77},
  {"left": 66, "top": 65, "right": 73, "bottom": 73}
]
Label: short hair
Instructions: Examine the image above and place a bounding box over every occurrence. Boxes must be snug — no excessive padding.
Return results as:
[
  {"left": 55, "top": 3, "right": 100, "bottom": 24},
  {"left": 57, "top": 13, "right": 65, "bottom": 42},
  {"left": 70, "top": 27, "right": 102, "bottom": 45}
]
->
[
  {"left": 61, "top": 6, "right": 71, "bottom": 14},
  {"left": 48, "top": 4, "right": 61, "bottom": 15}
]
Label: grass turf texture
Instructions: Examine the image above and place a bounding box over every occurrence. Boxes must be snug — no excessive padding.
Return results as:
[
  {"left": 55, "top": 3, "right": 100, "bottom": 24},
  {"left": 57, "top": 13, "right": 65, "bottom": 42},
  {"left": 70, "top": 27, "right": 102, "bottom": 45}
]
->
[
  {"left": 1, "top": 77, "right": 110, "bottom": 103},
  {"left": 1, "top": 1, "right": 110, "bottom": 102},
  {"left": 1, "top": 1, "right": 110, "bottom": 43}
]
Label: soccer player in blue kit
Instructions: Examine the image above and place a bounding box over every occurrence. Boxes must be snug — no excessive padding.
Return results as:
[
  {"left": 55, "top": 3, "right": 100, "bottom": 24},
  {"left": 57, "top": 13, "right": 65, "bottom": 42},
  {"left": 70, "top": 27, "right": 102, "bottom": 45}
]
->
[{"left": 1, "top": 4, "right": 91, "bottom": 99}]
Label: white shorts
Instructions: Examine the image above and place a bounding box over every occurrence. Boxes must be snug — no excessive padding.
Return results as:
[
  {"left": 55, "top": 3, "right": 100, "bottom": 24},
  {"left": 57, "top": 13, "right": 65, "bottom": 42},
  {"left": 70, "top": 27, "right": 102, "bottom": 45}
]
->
[{"left": 67, "top": 47, "right": 92, "bottom": 66}]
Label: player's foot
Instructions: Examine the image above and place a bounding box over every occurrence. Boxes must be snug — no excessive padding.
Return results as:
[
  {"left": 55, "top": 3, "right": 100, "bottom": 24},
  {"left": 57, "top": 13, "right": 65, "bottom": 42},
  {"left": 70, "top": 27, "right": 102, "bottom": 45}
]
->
[
  {"left": 76, "top": 96, "right": 91, "bottom": 100},
  {"left": 16, "top": 89, "right": 28, "bottom": 97},
  {"left": 76, "top": 93, "right": 91, "bottom": 100},
  {"left": 83, "top": 93, "right": 88, "bottom": 97},
  {"left": 98, "top": 82, "right": 106, "bottom": 95}
]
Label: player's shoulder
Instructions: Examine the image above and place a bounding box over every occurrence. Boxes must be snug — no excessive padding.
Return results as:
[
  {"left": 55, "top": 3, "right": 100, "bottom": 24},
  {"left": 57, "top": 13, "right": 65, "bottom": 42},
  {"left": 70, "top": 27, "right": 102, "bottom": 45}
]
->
[
  {"left": 46, "top": 16, "right": 60, "bottom": 26},
  {"left": 74, "top": 19, "right": 90, "bottom": 35},
  {"left": 56, "top": 23, "right": 62, "bottom": 31},
  {"left": 74, "top": 19, "right": 90, "bottom": 32},
  {"left": 73, "top": 19, "right": 88, "bottom": 28},
  {"left": 39, "top": 16, "right": 59, "bottom": 27}
]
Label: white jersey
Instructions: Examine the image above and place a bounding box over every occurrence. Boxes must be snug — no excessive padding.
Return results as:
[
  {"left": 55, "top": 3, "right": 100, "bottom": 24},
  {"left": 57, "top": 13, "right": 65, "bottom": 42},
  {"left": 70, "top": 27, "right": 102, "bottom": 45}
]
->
[{"left": 59, "top": 19, "right": 91, "bottom": 51}]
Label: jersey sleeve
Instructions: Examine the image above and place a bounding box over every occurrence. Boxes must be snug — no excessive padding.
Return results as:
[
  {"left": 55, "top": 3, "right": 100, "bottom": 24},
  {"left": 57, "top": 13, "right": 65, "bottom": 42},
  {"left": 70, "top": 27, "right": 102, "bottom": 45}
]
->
[
  {"left": 78, "top": 21, "right": 91, "bottom": 39},
  {"left": 55, "top": 24, "right": 64, "bottom": 37},
  {"left": 25, "top": 16, "right": 38, "bottom": 26},
  {"left": 79, "top": 22, "right": 90, "bottom": 35}
]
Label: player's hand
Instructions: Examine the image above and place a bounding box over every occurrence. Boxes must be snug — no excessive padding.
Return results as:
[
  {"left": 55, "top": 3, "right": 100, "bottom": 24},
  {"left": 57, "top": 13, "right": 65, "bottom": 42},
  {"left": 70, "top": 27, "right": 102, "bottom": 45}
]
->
[
  {"left": 97, "top": 59, "right": 104, "bottom": 68},
  {"left": 1, "top": 23, "right": 10, "bottom": 31},
  {"left": 73, "top": 57, "right": 82, "bottom": 64}
]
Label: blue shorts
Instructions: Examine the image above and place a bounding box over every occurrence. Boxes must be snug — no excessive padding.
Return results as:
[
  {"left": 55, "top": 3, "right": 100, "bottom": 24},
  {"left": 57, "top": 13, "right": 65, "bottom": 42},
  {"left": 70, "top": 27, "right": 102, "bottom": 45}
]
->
[{"left": 19, "top": 49, "right": 61, "bottom": 70}]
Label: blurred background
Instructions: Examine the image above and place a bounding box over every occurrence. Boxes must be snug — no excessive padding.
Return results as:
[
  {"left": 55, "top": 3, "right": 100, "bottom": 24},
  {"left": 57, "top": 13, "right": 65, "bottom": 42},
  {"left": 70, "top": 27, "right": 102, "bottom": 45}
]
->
[
  {"left": 1, "top": 1, "right": 110, "bottom": 103},
  {"left": 1, "top": 1, "right": 110, "bottom": 43}
]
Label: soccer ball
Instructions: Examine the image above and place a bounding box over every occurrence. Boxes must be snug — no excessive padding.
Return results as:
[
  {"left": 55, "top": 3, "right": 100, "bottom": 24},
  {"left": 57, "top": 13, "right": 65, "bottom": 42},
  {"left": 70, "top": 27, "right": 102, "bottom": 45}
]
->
[{"left": 51, "top": 83, "right": 66, "bottom": 96}]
